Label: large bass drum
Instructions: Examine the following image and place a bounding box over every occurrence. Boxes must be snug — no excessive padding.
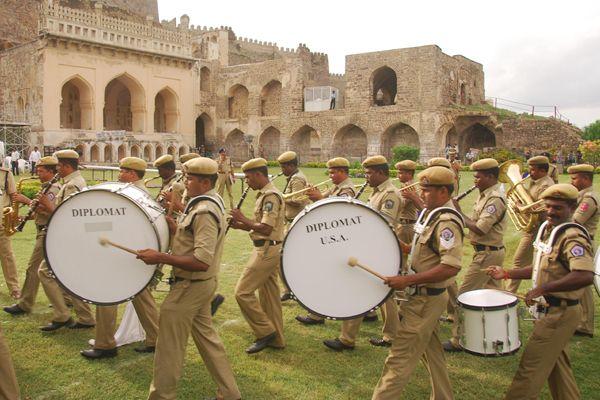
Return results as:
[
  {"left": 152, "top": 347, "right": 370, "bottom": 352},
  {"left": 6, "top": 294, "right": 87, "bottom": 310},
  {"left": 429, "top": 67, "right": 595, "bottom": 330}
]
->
[
  {"left": 281, "top": 197, "right": 401, "bottom": 320},
  {"left": 44, "top": 182, "right": 169, "bottom": 305},
  {"left": 594, "top": 251, "right": 600, "bottom": 297}
]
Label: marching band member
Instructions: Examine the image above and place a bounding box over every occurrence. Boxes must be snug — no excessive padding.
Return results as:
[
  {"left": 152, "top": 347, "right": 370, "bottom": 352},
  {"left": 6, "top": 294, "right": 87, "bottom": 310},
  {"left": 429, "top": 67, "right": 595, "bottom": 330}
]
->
[
  {"left": 0, "top": 164, "right": 19, "bottom": 299},
  {"left": 0, "top": 320, "right": 19, "bottom": 400},
  {"left": 216, "top": 148, "right": 235, "bottom": 209},
  {"left": 229, "top": 158, "right": 286, "bottom": 354},
  {"left": 137, "top": 157, "right": 241, "bottom": 400},
  {"left": 82, "top": 157, "right": 159, "bottom": 359},
  {"left": 296, "top": 157, "right": 356, "bottom": 325},
  {"left": 568, "top": 163, "right": 599, "bottom": 337},
  {"left": 371, "top": 166, "right": 463, "bottom": 400},
  {"left": 4, "top": 157, "right": 61, "bottom": 316},
  {"left": 153, "top": 154, "right": 184, "bottom": 205},
  {"left": 488, "top": 183, "right": 594, "bottom": 399},
  {"left": 323, "top": 155, "right": 401, "bottom": 350},
  {"left": 447, "top": 148, "right": 462, "bottom": 191},
  {"left": 394, "top": 160, "right": 423, "bottom": 267},
  {"left": 37, "top": 149, "right": 96, "bottom": 331}
]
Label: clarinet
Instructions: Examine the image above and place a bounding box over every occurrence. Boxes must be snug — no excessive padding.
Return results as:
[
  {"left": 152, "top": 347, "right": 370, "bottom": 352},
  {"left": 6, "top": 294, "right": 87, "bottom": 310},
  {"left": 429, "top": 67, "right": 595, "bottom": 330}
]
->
[
  {"left": 453, "top": 185, "right": 477, "bottom": 202},
  {"left": 15, "top": 173, "right": 60, "bottom": 232},
  {"left": 354, "top": 181, "right": 369, "bottom": 199}
]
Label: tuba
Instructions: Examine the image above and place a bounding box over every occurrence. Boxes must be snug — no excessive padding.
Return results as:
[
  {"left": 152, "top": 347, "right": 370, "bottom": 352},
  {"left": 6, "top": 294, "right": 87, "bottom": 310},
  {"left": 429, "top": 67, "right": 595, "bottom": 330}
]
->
[
  {"left": 498, "top": 160, "right": 544, "bottom": 232},
  {"left": 3, "top": 176, "right": 38, "bottom": 236}
]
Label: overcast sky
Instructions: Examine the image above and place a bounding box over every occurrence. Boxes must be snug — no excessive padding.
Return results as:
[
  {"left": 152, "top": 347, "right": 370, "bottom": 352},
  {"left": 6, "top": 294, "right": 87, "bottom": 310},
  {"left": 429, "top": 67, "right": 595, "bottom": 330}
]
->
[{"left": 159, "top": 1, "right": 600, "bottom": 128}]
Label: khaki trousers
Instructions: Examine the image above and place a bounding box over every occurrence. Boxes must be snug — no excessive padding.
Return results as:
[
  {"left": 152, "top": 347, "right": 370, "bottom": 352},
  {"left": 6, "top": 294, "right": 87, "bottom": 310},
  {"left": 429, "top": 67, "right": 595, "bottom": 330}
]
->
[
  {"left": 37, "top": 260, "right": 95, "bottom": 325},
  {"left": 216, "top": 174, "right": 234, "bottom": 208},
  {"left": 450, "top": 249, "right": 504, "bottom": 345},
  {"left": 95, "top": 288, "right": 159, "bottom": 350},
  {"left": 504, "top": 305, "right": 582, "bottom": 399},
  {"left": 398, "top": 223, "right": 415, "bottom": 269},
  {"left": 445, "top": 282, "right": 458, "bottom": 317},
  {"left": 0, "top": 224, "right": 19, "bottom": 294},
  {"left": 507, "top": 232, "right": 535, "bottom": 293},
  {"left": 0, "top": 322, "right": 20, "bottom": 400},
  {"left": 18, "top": 230, "right": 46, "bottom": 312},
  {"left": 148, "top": 278, "right": 240, "bottom": 400},
  {"left": 235, "top": 244, "right": 285, "bottom": 347},
  {"left": 372, "top": 292, "right": 453, "bottom": 400},
  {"left": 578, "top": 285, "right": 595, "bottom": 335},
  {"left": 339, "top": 298, "right": 400, "bottom": 346}
]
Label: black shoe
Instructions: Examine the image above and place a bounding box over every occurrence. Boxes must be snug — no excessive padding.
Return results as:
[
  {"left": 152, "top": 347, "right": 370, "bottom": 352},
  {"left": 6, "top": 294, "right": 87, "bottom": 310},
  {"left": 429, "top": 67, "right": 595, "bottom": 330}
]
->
[
  {"left": 81, "top": 348, "right": 118, "bottom": 359},
  {"left": 40, "top": 318, "right": 74, "bottom": 332},
  {"left": 3, "top": 304, "right": 27, "bottom": 316},
  {"left": 246, "top": 332, "right": 277, "bottom": 354},
  {"left": 323, "top": 338, "right": 354, "bottom": 351},
  {"left": 574, "top": 330, "right": 594, "bottom": 338},
  {"left": 69, "top": 322, "right": 95, "bottom": 330},
  {"left": 280, "top": 293, "right": 293, "bottom": 302},
  {"left": 211, "top": 294, "right": 225, "bottom": 316},
  {"left": 134, "top": 345, "right": 156, "bottom": 353},
  {"left": 295, "top": 315, "right": 325, "bottom": 325},
  {"left": 363, "top": 314, "right": 378, "bottom": 322},
  {"left": 369, "top": 337, "right": 392, "bottom": 347},
  {"left": 442, "top": 340, "right": 463, "bottom": 352}
]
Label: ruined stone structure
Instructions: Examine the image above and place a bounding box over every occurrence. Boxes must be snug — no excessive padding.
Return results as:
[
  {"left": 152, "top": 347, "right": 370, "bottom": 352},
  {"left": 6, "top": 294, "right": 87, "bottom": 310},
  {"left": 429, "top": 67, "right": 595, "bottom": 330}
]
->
[{"left": 0, "top": 0, "right": 582, "bottom": 164}]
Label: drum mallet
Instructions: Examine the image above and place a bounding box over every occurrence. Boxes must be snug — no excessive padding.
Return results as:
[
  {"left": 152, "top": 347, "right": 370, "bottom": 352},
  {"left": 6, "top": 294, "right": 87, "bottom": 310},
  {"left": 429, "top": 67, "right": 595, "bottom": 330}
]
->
[
  {"left": 347, "top": 257, "right": 386, "bottom": 281},
  {"left": 98, "top": 237, "right": 139, "bottom": 256},
  {"left": 484, "top": 285, "right": 547, "bottom": 305}
]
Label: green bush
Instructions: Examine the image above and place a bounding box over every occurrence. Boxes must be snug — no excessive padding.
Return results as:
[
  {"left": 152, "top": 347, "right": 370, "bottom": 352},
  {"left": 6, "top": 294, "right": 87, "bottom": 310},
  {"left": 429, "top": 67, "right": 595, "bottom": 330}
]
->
[
  {"left": 595, "top": 167, "right": 600, "bottom": 174},
  {"left": 19, "top": 181, "right": 42, "bottom": 199},
  {"left": 392, "top": 146, "right": 420, "bottom": 164},
  {"left": 301, "top": 161, "right": 327, "bottom": 168},
  {"left": 478, "top": 148, "right": 524, "bottom": 163},
  {"left": 266, "top": 160, "right": 279, "bottom": 167}
]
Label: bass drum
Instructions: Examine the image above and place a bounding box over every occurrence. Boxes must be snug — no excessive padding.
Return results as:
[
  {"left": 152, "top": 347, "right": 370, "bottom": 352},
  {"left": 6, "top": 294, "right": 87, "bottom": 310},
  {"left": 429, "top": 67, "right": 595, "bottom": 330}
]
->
[
  {"left": 281, "top": 197, "right": 401, "bottom": 320},
  {"left": 44, "top": 182, "right": 169, "bottom": 305},
  {"left": 594, "top": 251, "right": 600, "bottom": 297}
]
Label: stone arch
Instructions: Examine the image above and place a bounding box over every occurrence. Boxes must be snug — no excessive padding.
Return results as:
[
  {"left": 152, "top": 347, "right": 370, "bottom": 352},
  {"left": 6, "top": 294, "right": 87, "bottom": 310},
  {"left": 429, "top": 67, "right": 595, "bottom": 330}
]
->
[
  {"left": 143, "top": 144, "right": 153, "bottom": 161},
  {"left": 195, "top": 113, "right": 214, "bottom": 152},
  {"left": 381, "top": 122, "right": 420, "bottom": 159},
  {"left": 333, "top": 124, "right": 367, "bottom": 159},
  {"left": 130, "top": 144, "right": 141, "bottom": 158},
  {"left": 155, "top": 144, "right": 165, "bottom": 159},
  {"left": 260, "top": 80, "right": 282, "bottom": 116},
  {"left": 178, "top": 145, "right": 188, "bottom": 158},
  {"left": 60, "top": 75, "right": 94, "bottom": 129},
  {"left": 103, "top": 143, "right": 114, "bottom": 163},
  {"left": 445, "top": 126, "right": 458, "bottom": 148},
  {"left": 154, "top": 87, "right": 179, "bottom": 133},
  {"left": 371, "top": 66, "right": 397, "bottom": 106},
  {"left": 228, "top": 84, "right": 249, "bottom": 119},
  {"left": 291, "top": 125, "right": 321, "bottom": 162},
  {"left": 167, "top": 145, "right": 176, "bottom": 157},
  {"left": 90, "top": 143, "right": 100, "bottom": 163},
  {"left": 75, "top": 143, "right": 87, "bottom": 162},
  {"left": 461, "top": 123, "right": 496, "bottom": 152},
  {"left": 117, "top": 143, "right": 127, "bottom": 160},
  {"left": 200, "top": 67, "right": 211, "bottom": 91},
  {"left": 225, "top": 129, "right": 247, "bottom": 162},
  {"left": 259, "top": 127, "right": 281, "bottom": 160},
  {"left": 103, "top": 73, "right": 146, "bottom": 132}
]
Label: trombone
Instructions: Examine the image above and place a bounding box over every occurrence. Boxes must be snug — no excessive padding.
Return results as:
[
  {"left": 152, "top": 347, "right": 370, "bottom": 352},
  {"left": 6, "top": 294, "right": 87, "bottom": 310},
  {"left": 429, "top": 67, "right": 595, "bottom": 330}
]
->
[{"left": 282, "top": 179, "right": 331, "bottom": 201}]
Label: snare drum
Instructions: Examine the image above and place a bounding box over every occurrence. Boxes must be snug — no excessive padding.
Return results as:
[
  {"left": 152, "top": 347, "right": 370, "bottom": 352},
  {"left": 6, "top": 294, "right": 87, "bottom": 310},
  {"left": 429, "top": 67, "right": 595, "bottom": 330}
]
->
[
  {"left": 458, "top": 289, "right": 521, "bottom": 356},
  {"left": 281, "top": 198, "right": 401, "bottom": 320},
  {"left": 44, "top": 182, "right": 169, "bottom": 305}
]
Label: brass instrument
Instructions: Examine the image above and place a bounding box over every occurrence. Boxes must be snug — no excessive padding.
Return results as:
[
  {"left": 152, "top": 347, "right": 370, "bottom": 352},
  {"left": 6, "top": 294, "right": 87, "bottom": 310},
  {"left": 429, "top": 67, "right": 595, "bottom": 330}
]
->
[
  {"left": 453, "top": 185, "right": 477, "bottom": 201},
  {"left": 397, "top": 181, "right": 420, "bottom": 192},
  {"left": 498, "top": 160, "right": 541, "bottom": 231},
  {"left": 3, "top": 176, "right": 38, "bottom": 236},
  {"left": 144, "top": 175, "right": 163, "bottom": 189},
  {"left": 517, "top": 199, "right": 546, "bottom": 214},
  {"left": 282, "top": 179, "right": 332, "bottom": 202}
]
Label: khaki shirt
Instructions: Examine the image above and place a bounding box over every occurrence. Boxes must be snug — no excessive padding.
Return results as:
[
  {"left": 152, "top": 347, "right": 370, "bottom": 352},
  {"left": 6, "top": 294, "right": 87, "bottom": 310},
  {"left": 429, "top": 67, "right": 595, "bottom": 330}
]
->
[
  {"left": 322, "top": 177, "right": 356, "bottom": 198},
  {"left": 171, "top": 189, "right": 225, "bottom": 280},
  {"left": 0, "top": 168, "right": 16, "bottom": 207},
  {"left": 573, "top": 186, "right": 599, "bottom": 238},
  {"left": 282, "top": 170, "right": 310, "bottom": 220},
  {"left": 217, "top": 156, "right": 233, "bottom": 174},
  {"left": 538, "top": 226, "right": 594, "bottom": 300},
  {"left": 132, "top": 179, "right": 149, "bottom": 194},
  {"left": 397, "top": 179, "right": 420, "bottom": 221},
  {"left": 469, "top": 183, "right": 507, "bottom": 247},
  {"left": 528, "top": 175, "right": 555, "bottom": 201},
  {"left": 56, "top": 170, "right": 86, "bottom": 205},
  {"left": 369, "top": 178, "right": 402, "bottom": 230},
  {"left": 35, "top": 181, "right": 61, "bottom": 226},
  {"left": 411, "top": 200, "right": 464, "bottom": 289},
  {"left": 250, "top": 181, "right": 285, "bottom": 241},
  {"left": 160, "top": 174, "right": 185, "bottom": 201}
]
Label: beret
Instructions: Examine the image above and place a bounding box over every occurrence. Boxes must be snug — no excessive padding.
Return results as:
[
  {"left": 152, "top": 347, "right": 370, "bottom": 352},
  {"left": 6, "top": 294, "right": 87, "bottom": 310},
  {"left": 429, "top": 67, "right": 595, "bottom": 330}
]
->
[
  {"left": 277, "top": 151, "right": 298, "bottom": 164},
  {"left": 242, "top": 157, "right": 268, "bottom": 172},
  {"left": 470, "top": 158, "right": 499, "bottom": 171},
  {"left": 119, "top": 157, "right": 147, "bottom": 172},
  {"left": 395, "top": 160, "right": 417, "bottom": 171},
  {"left": 362, "top": 155, "right": 388, "bottom": 168},
  {"left": 185, "top": 157, "right": 218, "bottom": 175},
  {"left": 55, "top": 149, "right": 80, "bottom": 159},
  {"left": 179, "top": 153, "right": 201, "bottom": 163},
  {"left": 567, "top": 164, "right": 594, "bottom": 174},
  {"left": 418, "top": 166, "right": 455, "bottom": 186},
  {"left": 37, "top": 156, "right": 58, "bottom": 167},
  {"left": 154, "top": 154, "right": 174, "bottom": 167},
  {"left": 527, "top": 156, "right": 550, "bottom": 166},
  {"left": 540, "top": 183, "right": 578, "bottom": 201},
  {"left": 327, "top": 157, "right": 350, "bottom": 168},
  {"left": 427, "top": 157, "right": 452, "bottom": 169}
]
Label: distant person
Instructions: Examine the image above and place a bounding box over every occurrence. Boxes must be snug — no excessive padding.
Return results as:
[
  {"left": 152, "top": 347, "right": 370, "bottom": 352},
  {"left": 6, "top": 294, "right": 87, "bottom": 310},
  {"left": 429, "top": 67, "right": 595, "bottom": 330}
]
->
[
  {"left": 29, "top": 146, "right": 41, "bottom": 174},
  {"left": 10, "top": 150, "right": 19, "bottom": 176},
  {"left": 330, "top": 90, "right": 337, "bottom": 110}
]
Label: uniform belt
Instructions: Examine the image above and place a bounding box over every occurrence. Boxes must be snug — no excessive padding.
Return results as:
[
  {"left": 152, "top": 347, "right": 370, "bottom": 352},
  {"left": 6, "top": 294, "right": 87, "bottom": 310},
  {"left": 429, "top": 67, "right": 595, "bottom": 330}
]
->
[
  {"left": 168, "top": 276, "right": 212, "bottom": 285},
  {"left": 473, "top": 244, "right": 505, "bottom": 252},
  {"left": 399, "top": 219, "right": 417, "bottom": 224},
  {"left": 543, "top": 296, "right": 579, "bottom": 307},
  {"left": 413, "top": 287, "right": 446, "bottom": 296},
  {"left": 253, "top": 240, "right": 282, "bottom": 247}
]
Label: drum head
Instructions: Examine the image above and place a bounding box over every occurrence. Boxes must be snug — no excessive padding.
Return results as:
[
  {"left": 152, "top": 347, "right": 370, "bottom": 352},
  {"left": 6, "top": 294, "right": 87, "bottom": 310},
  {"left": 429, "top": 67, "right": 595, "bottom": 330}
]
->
[
  {"left": 458, "top": 289, "right": 518, "bottom": 311},
  {"left": 281, "top": 199, "right": 401, "bottom": 319},
  {"left": 44, "top": 190, "right": 159, "bottom": 305},
  {"left": 594, "top": 251, "right": 600, "bottom": 297}
]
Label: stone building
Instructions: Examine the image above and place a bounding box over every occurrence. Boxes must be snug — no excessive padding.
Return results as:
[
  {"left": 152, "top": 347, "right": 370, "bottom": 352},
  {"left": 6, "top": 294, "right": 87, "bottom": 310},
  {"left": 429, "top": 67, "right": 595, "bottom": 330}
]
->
[{"left": 0, "top": 0, "right": 582, "bottom": 163}]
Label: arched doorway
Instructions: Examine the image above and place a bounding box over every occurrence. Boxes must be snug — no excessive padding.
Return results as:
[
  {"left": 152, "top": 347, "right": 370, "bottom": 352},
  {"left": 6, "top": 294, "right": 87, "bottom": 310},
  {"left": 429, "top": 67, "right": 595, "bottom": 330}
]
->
[
  {"left": 143, "top": 145, "right": 152, "bottom": 161},
  {"left": 291, "top": 125, "right": 321, "bottom": 161},
  {"left": 155, "top": 145, "right": 164, "bottom": 159},
  {"left": 178, "top": 146, "right": 187, "bottom": 158},
  {"left": 333, "top": 125, "right": 367, "bottom": 159},
  {"left": 259, "top": 127, "right": 280, "bottom": 160},
  {"left": 154, "top": 87, "right": 179, "bottom": 133},
  {"left": 118, "top": 144, "right": 127, "bottom": 160},
  {"left": 225, "top": 129, "right": 247, "bottom": 162},
  {"left": 167, "top": 146, "right": 176, "bottom": 157},
  {"left": 130, "top": 145, "right": 141, "bottom": 158},
  {"left": 103, "top": 73, "right": 145, "bottom": 131},
  {"left": 200, "top": 67, "right": 211, "bottom": 92},
  {"left": 381, "top": 123, "right": 420, "bottom": 159},
  {"left": 90, "top": 144, "right": 100, "bottom": 163},
  {"left": 371, "top": 66, "right": 397, "bottom": 106},
  {"left": 103, "top": 144, "right": 113, "bottom": 163},
  {"left": 228, "top": 84, "right": 249, "bottom": 119},
  {"left": 260, "top": 80, "right": 282, "bottom": 116},
  {"left": 60, "top": 76, "right": 94, "bottom": 129},
  {"left": 445, "top": 126, "right": 458, "bottom": 147},
  {"left": 462, "top": 124, "right": 496, "bottom": 152},
  {"left": 195, "top": 113, "right": 213, "bottom": 153}
]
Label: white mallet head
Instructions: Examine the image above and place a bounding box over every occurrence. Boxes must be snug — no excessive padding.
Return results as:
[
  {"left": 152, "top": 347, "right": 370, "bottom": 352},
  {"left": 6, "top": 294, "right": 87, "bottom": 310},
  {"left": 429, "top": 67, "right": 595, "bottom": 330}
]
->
[{"left": 348, "top": 257, "right": 358, "bottom": 267}]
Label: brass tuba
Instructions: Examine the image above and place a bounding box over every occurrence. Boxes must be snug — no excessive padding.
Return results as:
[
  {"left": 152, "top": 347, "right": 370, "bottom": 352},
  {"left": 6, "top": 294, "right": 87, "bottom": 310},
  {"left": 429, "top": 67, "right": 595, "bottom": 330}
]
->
[
  {"left": 3, "top": 176, "right": 38, "bottom": 236},
  {"left": 498, "top": 160, "right": 544, "bottom": 232}
]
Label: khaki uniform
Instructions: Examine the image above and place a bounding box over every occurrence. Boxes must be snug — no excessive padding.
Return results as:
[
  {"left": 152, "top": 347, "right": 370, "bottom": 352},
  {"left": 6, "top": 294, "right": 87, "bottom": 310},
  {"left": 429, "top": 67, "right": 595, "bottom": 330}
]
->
[
  {"left": 508, "top": 174, "right": 555, "bottom": 292},
  {"left": 18, "top": 180, "right": 61, "bottom": 312},
  {"left": 339, "top": 179, "right": 402, "bottom": 346},
  {"left": 0, "top": 168, "right": 19, "bottom": 294},
  {"left": 372, "top": 201, "right": 463, "bottom": 400},
  {"left": 234, "top": 182, "right": 286, "bottom": 347},
  {"left": 95, "top": 180, "right": 159, "bottom": 350},
  {"left": 148, "top": 189, "right": 240, "bottom": 400},
  {"left": 216, "top": 156, "right": 234, "bottom": 208},
  {"left": 38, "top": 170, "right": 95, "bottom": 325},
  {"left": 0, "top": 321, "right": 19, "bottom": 400},
  {"left": 396, "top": 179, "right": 420, "bottom": 266},
  {"left": 444, "top": 166, "right": 461, "bottom": 318},
  {"left": 504, "top": 226, "right": 593, "bottom": 399},
  {"left": 572, "top": 186, "right": 599, "bottom": 335},
  {"left": 160, "top": 174, "right": 185, "bottom": 203},
  {"left": 449, "top": 183, "right": 507, "bottom": 346}
]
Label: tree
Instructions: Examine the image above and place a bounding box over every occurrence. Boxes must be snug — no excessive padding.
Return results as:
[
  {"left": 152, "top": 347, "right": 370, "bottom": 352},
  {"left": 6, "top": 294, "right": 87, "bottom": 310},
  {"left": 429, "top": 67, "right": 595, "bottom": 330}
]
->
[{"left": 582, "top": 120, "right": 600, "bottom": 140}]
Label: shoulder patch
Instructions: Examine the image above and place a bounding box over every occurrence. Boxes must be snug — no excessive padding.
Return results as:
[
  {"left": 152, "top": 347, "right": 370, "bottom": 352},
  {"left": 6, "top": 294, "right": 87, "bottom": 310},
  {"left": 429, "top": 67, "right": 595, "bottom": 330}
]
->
[
  {"left": 47, "top": 192, "right": 56, "bottom": 202},
  {"left": 580, "top": 202, "right": 589, "bottom": 212},
  {"left": 440, "top": 227, "right": 455, "bottom": 249},
  {"left": 570, "top": 245, "right": 585, "bottom": 257},
  {"left": 263, "top": 201, "right": 273, "bottom": 212},
  {"left": 384, "top": 199, "right": 395, "bottom": 209},
  {"left": 485, "top": 204, "right": 497, "bottom": 214}
]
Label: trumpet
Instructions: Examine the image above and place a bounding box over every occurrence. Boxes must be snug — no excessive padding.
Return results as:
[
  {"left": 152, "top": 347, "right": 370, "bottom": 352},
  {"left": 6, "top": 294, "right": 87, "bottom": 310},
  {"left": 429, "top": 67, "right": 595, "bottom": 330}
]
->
[
  {"left": 398, "top": 181, "right": 420, "bottom": 192},
  {"left": 282, "top": 179, "right": 331, "bottom": 201}
]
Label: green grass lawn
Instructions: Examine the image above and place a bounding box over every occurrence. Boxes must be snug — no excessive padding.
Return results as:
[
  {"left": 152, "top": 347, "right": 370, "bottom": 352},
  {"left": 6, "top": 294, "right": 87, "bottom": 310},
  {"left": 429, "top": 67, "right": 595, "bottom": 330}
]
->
[{"left": 2, "top": 168, "right": 600, "bottom": 399}]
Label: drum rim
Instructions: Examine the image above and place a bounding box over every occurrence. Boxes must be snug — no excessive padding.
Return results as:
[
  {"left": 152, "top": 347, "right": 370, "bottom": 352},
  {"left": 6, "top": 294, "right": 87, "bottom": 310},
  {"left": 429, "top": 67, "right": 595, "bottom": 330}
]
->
[
  {"left": 460, "top": 342, "right": 521, "bottom": 357},
  {"left": 458, "top": 289, "right": 519, "bottom": 311},
  {"left": 43, "top": 187, "right": 160, "bottom": 305},
  {"left": 280, "top": 198, "right": 400, "bottom": 320}
]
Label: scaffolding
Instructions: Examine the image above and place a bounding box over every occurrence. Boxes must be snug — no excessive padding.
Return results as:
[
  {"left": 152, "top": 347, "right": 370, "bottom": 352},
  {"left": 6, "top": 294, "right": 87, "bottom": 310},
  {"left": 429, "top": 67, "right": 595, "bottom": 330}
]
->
[{"left": 0, "top": 121, "right": 31, "bottom": 159}]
